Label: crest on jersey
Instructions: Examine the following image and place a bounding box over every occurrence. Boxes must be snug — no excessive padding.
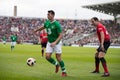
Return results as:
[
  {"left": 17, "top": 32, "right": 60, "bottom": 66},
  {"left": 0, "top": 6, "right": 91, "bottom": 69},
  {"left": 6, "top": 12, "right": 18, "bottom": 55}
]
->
[{"left": 51, "top": 26, "right": 55, "bottom": 29}]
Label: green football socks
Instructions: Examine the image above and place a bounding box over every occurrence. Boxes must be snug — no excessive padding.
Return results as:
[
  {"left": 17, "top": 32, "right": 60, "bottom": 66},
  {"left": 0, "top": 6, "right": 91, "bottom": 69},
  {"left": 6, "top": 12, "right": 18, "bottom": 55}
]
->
[
  {"left": 11, "top": 46, "right": 14, "bottom": 50},
  {"left": 59, "top": 60, "right": 66, "bottom": 72},
  {"left": 47, "top": 58, "right": 58, "bottom": 65},
  {"left": 47, "top": 58, "right": 66, "bottom": 72}
]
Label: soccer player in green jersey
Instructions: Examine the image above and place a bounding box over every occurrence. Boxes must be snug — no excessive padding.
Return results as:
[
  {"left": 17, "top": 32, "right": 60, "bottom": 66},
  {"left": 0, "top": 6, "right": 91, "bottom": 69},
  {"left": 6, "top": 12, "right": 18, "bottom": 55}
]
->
[
  {"left": 10, "top": 33, "right": 17, "bottom": 51},
  {"left": 35, "top": 10, "right": 67, "bottom": 77},
  {"left": 2, "top": 35, "right": 6, "bottom": 45}
]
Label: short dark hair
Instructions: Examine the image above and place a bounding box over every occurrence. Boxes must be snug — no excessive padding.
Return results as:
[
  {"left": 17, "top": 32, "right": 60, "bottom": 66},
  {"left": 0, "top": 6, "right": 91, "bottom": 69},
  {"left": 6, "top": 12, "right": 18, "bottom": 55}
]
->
[
  {"left": 92, "top": 17, "right": 99, "bottom": 21},
  {"left": 48, "top": 10, "right": 55, "bottom": 15}
]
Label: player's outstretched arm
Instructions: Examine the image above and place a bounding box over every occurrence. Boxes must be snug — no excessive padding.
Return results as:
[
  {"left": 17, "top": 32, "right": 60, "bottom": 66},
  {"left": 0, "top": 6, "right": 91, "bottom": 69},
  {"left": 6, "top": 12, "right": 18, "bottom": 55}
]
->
[{"left": 34, "top": 26, "right": 45, "bottom": 32}]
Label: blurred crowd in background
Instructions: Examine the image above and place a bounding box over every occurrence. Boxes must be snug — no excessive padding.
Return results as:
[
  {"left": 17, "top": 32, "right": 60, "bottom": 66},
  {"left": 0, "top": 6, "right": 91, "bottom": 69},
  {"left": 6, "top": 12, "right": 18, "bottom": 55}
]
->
[{"left": 0, "top": 16, "right": 120, "bottom": 46}]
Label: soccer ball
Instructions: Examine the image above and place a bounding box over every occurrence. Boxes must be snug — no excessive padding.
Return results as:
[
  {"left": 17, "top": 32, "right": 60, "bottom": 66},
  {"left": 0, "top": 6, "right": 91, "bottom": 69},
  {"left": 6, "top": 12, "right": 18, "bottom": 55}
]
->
[{"left": 27, "top": 58, "right": 36, "bottom": 66}]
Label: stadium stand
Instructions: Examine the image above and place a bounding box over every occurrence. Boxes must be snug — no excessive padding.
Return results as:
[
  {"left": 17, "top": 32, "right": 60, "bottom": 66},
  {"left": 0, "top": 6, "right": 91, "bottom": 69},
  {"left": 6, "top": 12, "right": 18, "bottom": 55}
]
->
[
  {"left": 82, "top": 1, "right": 120, "bottom": 24},
  {"left": 0, "top": 16, "right": 120, "bottom": 46}
]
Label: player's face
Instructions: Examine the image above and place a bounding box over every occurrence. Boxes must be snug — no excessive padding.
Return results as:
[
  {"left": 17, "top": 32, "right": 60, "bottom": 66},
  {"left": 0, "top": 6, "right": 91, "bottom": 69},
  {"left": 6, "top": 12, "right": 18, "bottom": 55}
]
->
[
  {"left": 47, "top": 13, "right": 54, "bottom": 21},
  {"left": 91, "top": 19, "right": 97, "bottom": 26}
]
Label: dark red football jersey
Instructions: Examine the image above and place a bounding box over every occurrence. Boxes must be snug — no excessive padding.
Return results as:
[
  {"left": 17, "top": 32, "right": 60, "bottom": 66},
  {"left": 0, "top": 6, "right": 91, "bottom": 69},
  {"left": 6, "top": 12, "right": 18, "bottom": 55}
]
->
[
  {"left": 97, "top": 23, "right": 110, "bottom": 42},
  {"left": 40, "top": 32, "right": 48, "bottom": 43}
]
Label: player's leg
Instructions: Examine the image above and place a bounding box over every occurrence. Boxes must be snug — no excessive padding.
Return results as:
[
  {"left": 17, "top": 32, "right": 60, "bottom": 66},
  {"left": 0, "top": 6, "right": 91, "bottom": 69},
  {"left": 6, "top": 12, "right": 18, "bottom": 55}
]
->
[
  {"left": 91, "top": 52, "right": 100, "bottom": 73},
  {"left": 99, "top": 52, "right": 108, "bottom": 73},
  {"left": 41, "top": 47, "right": 44, "bottom": 57},
  {"left": 55, "top": 41, "right": 67, "bottom": 76},
  {"left": 45, "top": 42, "right": 59, "bottom": 70},
  {"left": 13, "top": 42, "right": 16, "bottom": 49},
  {"left": 46, "top": 53, "right": 59, "bottom": 72},
  {"left": 41, "top": 43, "right": 44, "bottom": 57},
  {"left": 99, "top": 41, "right": 110, "bottom": 77},
  {"left": 41, "top": 42, "right": 47, "bottom": 57},
  {"left": 99, "top": 52, "right": 109, "bottom": 77},
  {"left": 11, "top": 42, "right": 14, "bottom": 50},
  {"left": 41, "top": 43, "right": 43, "bottom": 57},
  {"left": 56, "top": 54, "right": 67, "bottom": 76},
  {"left": 91, "top": 46, "right": 101, "bottom": 73},
  {"left": 11, "top": 42, "right": 16, "bottom": 51}
]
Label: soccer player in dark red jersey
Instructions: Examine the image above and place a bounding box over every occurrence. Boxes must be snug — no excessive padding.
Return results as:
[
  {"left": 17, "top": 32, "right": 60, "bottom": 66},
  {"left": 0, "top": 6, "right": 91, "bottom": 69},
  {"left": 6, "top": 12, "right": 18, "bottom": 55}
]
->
[
  {"left": 91, "top": 17, "right": 111, "bottom": 77},
  {"left": 39, "top": 29, "right": 48, "bottom": 57}
]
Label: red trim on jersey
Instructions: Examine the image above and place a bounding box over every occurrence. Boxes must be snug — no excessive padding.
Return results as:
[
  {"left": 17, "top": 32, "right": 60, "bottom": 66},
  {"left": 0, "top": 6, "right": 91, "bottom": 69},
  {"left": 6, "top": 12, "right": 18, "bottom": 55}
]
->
[{"left": 97, "top": 23, "right": 110, "bottom": 42}]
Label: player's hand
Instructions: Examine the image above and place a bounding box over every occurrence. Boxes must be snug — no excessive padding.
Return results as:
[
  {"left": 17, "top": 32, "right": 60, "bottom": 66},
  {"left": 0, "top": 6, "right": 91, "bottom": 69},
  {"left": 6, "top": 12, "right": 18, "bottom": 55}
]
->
[
  {"left": 34, "top": 29, "right": 37, "bottom": 33},
  {"left": 33, "top": 29, "right": 39, "bottom": 35},
  {"left": 50, "top": 42, "right": 56, "bottom": 47}
]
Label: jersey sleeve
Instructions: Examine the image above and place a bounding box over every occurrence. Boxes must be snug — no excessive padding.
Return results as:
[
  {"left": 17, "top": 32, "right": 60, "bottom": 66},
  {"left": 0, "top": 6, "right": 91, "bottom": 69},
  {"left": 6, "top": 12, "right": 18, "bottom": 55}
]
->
[
  {"left": 98, "top": 25, "right": 103, "bottom": 32},
  {"left": 56, "top": 21, "right": 62, "bottom": 33}
]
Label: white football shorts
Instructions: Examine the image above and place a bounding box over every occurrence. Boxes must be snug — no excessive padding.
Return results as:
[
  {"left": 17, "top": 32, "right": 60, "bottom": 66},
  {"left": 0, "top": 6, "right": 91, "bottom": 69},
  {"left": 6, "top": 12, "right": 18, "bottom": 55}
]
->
[
  {"left": 11, "top": 42, "right": 16, "bottom": 46},
  {"left": 46, "top": 41, "right": 62, "bottom": 54}
]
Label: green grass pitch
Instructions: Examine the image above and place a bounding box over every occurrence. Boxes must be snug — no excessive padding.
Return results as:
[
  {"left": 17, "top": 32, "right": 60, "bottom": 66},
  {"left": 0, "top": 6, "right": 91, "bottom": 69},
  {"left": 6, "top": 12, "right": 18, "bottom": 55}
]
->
[{"left": 0, "top": 43, "right": 120, "bottom": 80}]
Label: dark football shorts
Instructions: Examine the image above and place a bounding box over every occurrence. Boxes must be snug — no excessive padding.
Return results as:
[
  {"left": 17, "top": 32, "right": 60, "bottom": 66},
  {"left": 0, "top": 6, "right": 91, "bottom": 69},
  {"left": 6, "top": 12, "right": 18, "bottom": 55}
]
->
[
  {"left": 97, "top": 41, "right": 110, "bottom": 53},
  {"left": 41, "top": 42, "right": 47, "bottom": 48}
]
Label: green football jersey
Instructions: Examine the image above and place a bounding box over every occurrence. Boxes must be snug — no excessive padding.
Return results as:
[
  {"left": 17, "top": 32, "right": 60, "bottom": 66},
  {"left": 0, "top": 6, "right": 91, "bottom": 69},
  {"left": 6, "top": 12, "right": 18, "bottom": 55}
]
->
[
  {"left": 11, "top": 35, "right": 17, "bottom": 42},
  {"left": 44, "top": 20, "right": 62, "bottom": 43},
  {"left": 2, "top": 36, "right": 6, "bottom": 41}
]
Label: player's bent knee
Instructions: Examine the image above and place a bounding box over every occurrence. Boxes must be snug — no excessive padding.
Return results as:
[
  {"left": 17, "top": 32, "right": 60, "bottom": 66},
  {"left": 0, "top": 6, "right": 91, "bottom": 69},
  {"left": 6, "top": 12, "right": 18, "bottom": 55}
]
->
[
  {"left": 56, "top": 58, "right": 62, "bottom": 62},
  {"left": 98, "top": 52, "right": 105, "bottom": 58},
  {"left": 95, "top": 52, "right": 99, "bottom": 57},
  {"left": 45, "top": 54, "right": 51, "bottom": 60},
  {"left": 45, "top": 56, "right": 50, "bottom": 60}
]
